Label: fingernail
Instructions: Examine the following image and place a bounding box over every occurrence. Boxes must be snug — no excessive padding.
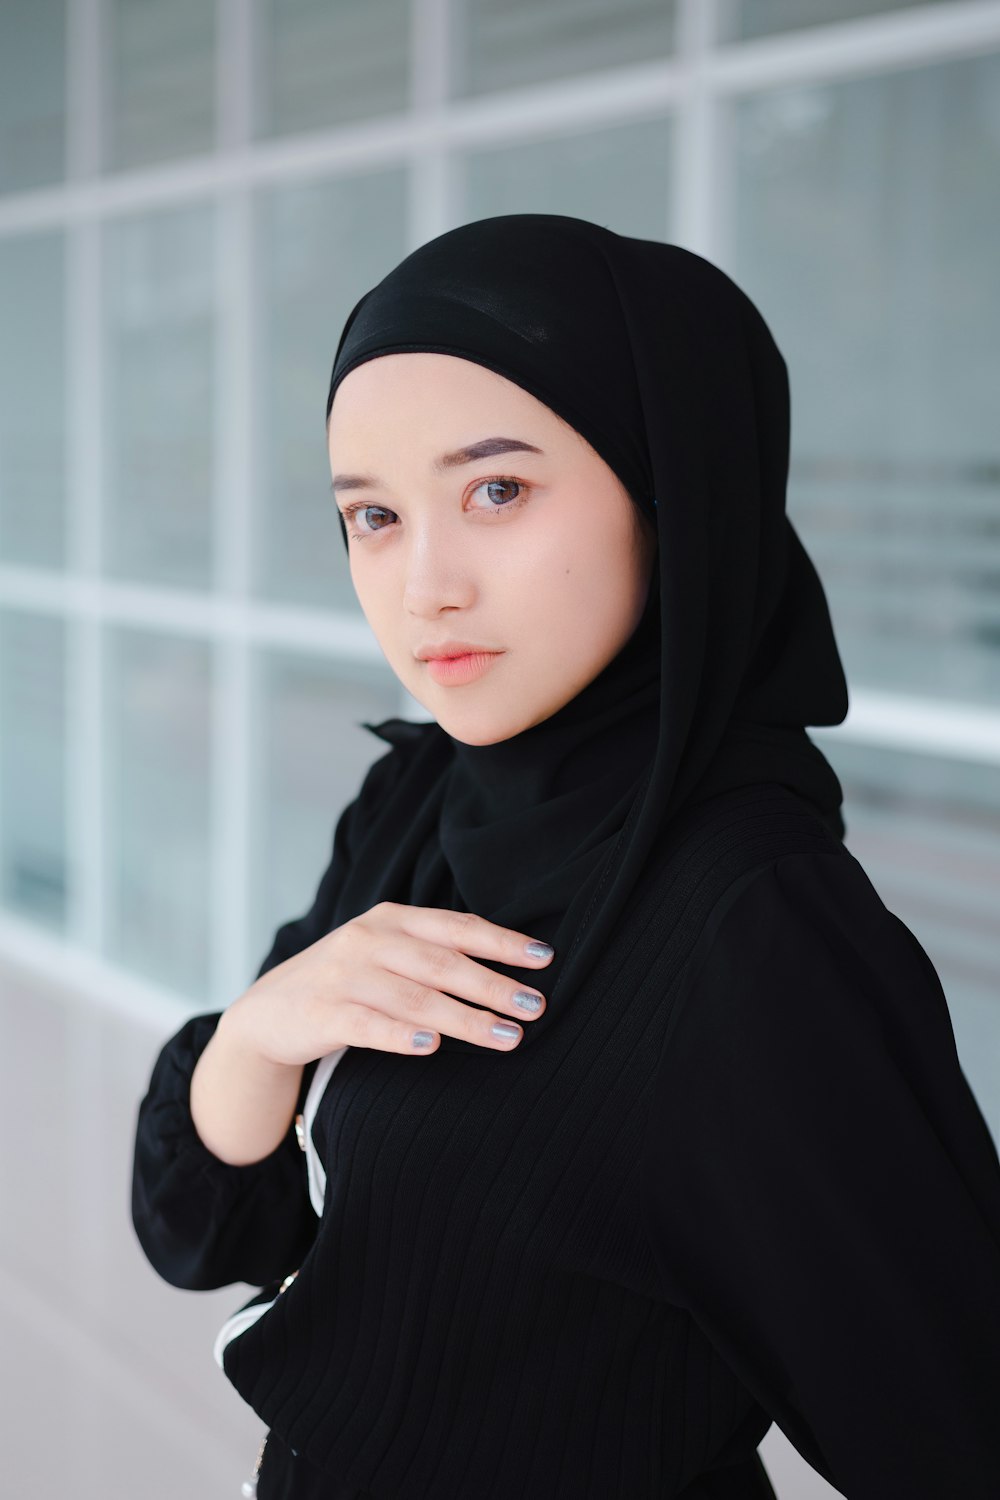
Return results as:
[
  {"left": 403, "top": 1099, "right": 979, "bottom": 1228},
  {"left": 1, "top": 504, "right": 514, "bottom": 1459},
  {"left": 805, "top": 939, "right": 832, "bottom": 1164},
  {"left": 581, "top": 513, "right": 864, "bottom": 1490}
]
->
[
  {"left": 513, "top": 992, "right": 543, "bottom": 1013},
  {"left": 524, "top": 941, "right": 554, "bottom": 959},
  {"left": 491, "top": 1022, "right": 521, "bottom": 1041},
  {"left": 412, "top": 1031, "right": 435, "bottom": 1048}
]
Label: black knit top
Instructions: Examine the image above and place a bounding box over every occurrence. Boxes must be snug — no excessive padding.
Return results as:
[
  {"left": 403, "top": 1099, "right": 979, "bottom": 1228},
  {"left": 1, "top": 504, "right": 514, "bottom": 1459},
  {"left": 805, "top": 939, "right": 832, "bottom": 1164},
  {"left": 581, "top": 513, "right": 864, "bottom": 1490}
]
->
[{"left": 131, "top": 751, "right": 1000, "bottom": 1500}]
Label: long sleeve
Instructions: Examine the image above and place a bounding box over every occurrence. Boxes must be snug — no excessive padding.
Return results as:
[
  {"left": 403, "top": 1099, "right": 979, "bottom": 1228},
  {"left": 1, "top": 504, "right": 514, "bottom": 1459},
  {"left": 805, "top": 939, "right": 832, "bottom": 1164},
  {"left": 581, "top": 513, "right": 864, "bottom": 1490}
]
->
[
  {"left": 131, "top": 733, "right": 412, "bottom": 1291},
  {"left": 130, "top": 1011, "right": 318, "bottom": 1290},
  {"left": 640, "top": 846, "right": 1000, "bottom": 1499}
]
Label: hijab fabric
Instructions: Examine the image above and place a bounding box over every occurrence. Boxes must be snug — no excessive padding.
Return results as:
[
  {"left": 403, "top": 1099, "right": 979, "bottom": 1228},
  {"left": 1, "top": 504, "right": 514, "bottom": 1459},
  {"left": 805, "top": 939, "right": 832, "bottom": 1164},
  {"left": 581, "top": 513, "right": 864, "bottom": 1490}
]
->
[{"left": 323, "top": 214, "right": 850, "bottom": 1040}]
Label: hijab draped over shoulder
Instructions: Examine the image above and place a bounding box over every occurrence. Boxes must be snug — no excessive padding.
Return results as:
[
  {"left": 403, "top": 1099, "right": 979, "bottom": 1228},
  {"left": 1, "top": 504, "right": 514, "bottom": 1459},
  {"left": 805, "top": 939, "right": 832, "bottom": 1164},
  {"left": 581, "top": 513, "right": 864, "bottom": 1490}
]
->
[{"left": 323, "top": 214, "right": 850, "bottom": 1035}]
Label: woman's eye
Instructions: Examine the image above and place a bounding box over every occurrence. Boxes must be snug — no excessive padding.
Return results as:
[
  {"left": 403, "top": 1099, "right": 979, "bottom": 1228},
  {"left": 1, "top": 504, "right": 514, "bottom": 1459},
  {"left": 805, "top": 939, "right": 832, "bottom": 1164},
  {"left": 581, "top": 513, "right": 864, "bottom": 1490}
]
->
[
  {"left": 469, "top": 476, "right": 527, "bottom": 512},
  {"left": 342, "top": 503, "right": 395, "bottom": 538}
]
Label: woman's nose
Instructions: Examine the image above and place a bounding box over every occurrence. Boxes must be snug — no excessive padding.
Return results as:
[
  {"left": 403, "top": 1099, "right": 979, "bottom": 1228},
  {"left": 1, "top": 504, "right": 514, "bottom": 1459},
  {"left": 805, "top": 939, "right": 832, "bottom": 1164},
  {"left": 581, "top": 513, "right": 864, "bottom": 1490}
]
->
[{"left": 401, "top": 525, "right": 477, "bottom": 616}]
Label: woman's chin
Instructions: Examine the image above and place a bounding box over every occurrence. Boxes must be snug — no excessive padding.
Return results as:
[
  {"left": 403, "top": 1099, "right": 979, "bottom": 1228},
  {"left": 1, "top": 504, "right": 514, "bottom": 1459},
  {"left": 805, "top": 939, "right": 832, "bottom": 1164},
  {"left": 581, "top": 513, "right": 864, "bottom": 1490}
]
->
[{"left": 430, "top": 700, "right": 541, "bottom": 747}]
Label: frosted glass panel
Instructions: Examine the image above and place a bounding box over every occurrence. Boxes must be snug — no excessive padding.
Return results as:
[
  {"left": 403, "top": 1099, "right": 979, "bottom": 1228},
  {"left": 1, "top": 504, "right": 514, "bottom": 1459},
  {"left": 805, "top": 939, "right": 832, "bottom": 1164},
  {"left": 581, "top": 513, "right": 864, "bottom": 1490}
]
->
[
  {"left": 817, "top": 731, "right": 1000, "bottom": 1147},
  {"left": 0, "top": 232, "right": 66, "bottom": 567},
  {"left": 253, "top": 0, "right": 411, "bottom": 138},
  {"left": 255, "top": 168, "right": 408, "bottom": 609},
  {"left": 452, "top": 0, "right": 676, "bottom": 97},
  {"left": 104, "top": 627, "right": 212, "bottom": 998},
  {"left": 0, "top": 0, "right": 66, "bottom": 193},
  {"left": 103, "top": 203, "right": 214, "bottom": 588},
  {"left": 728, "top": 52, "right": 1000, "bottom": 707},
  {"left": 0, "top": 609, "right": 68, "bottom": 929},
  {"left": 248, "top": 651, "right": 402, "bottom": 983},
  {"left": 105, "top": 0, "right": 215, "bottom": 170},
  {"left": 462, "top": 116, "right": 674, "bottom": 240},
  {"left": 724, "top": 0, "right": 958, "bottom": 41}
]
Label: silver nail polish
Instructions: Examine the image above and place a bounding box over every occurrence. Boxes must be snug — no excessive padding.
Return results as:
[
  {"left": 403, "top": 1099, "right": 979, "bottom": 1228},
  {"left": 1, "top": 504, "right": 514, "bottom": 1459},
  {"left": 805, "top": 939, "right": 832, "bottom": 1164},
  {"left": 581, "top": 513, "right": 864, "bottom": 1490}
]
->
[
  {"left": 412, "top": 1031, "right": 435, "bottom": 1047},
  {"left": 513, "top": 992, "right": 542, "bottom": 1013},
  {"left": 491, "top": 1021, "right": 521, "bottom": 1041},
  {"left": 524, "top": 941, "right": 554, "bottom": 959}
]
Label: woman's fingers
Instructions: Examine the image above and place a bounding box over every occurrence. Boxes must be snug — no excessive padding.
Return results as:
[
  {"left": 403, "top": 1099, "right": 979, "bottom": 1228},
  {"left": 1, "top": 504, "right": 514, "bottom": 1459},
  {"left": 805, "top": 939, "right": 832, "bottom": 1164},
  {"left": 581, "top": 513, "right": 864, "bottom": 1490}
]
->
[
  {"left": 378, "top": 902, "right": 555, "bottom": 970},
  {"left": 337, "top": 902, "right": 555, "bottom": 1052},
  {"left": 340, "top": 968, "right": 529, "bottom": 1052},
  {"left": 367, "top": 931, "right": 548, "bottom": 1024}
]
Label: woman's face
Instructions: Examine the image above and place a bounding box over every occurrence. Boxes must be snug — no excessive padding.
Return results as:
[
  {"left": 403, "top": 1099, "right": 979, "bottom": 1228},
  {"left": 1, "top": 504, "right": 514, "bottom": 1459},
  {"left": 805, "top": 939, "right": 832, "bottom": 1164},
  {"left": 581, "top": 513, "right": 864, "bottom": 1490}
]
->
[{"left": 327, "top": 352, "right": 658, "bottom": 746}]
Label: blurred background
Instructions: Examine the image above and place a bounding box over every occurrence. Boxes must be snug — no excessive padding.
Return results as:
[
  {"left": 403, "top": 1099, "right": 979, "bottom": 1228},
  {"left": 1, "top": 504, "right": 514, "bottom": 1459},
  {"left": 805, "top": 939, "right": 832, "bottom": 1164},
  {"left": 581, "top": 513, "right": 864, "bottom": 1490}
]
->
[{"left": 1, "top": 1, "right": 998, "bottom": 1496}]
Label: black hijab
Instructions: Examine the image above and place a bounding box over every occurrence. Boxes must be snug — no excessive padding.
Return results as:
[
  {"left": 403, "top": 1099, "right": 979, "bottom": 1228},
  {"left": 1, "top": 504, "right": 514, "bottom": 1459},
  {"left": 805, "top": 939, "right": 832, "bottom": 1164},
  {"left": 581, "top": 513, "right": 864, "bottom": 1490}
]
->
[{"left": 322, "top": 214, "right": 849, "bottom": 1046}]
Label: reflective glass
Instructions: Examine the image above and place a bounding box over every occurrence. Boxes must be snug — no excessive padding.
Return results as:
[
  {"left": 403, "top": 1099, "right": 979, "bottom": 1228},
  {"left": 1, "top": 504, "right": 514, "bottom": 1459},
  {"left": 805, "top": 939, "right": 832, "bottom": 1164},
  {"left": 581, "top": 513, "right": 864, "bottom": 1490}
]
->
[
  {"left": 0, "top": 609, "right": 68, "bottom": 930},
  {"left": 104, "top": 627, "right": 213, "bottom": 998},
  {"left": 723, "top": 0, "right": 959, "bottom": 42},
  {"left": 253, "top": 0, "right": 411, "bottom": 138},
  {"left": 0, "top": 0, "right": 66, "bottom": 193},
  {"left": 105, "top": 0, "right": 215, "bottom": 170},
  {"left": 254, "top": 168, "right": 408, "bottom": 609},
  {"left": 247, "top": 650, "right": 402, "bottom": 983},
  {"left": 729, "top": 52, "right": 1000, "bottom": 707},
  {"left": 817, "top": 730, "right": 1000, "bottom": 1146},
  {"left": 452, "top": 0, "right": 676, "bottom": 97},
  {"left": 103, "top": 203, "right": 215, "bottom": 588},
  {"left": 0, "top": 231, "right": 67, "bottom": 568},
  {"left": 461, "top": 115, "right": 674, "bottom": 240}
]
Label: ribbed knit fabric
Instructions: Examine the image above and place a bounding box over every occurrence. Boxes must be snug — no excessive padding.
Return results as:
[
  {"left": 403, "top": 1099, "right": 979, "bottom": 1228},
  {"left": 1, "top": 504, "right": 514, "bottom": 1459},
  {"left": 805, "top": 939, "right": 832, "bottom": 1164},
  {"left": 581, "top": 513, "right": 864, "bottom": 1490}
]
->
[{"left": 132, "top": 776, "right": 1000, "bottom": 1499}]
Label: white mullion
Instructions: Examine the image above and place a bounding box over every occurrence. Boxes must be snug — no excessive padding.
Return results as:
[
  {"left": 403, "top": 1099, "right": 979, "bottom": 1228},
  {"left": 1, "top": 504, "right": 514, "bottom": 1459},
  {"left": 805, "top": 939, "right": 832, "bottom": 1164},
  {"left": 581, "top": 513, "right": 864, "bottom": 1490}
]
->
[
  {"left": 674, "top": 0, "right": 720, "bottom": 254},
  {"left": 824, "top": 689, "right": 1000, "bottom": 768},
  {"left": 212, "top": 185, "right": 256, "bottom": 1005},
  {"left": 709, "top": 0, "right": 1000, "bottom": 96},
  {"left": 66, "top": 223, "right": 106, "bottom": 957},
  {"left": 212, "top": 0, "right": 258, "bottom": 1005},
  {"left": 217, "top": 0, "right": 255, "bottom": 152},
  {"left": 65, "top": 0, "right": 107, "bottom": 958},
  {"left": 213, "top": 626, "right": 254, "bottom": 1004},
  {"left": 66, "top": 0, "right": 107, "bottom": 183},
  {"left": 62, "top": 7, "right": 111, "bottom": 1478},
  {"left": 411, "top": 0, "right": 457, "bottom": 239},
  {"left": 0, "top": 570, "right": 388, "bottom": 661}
]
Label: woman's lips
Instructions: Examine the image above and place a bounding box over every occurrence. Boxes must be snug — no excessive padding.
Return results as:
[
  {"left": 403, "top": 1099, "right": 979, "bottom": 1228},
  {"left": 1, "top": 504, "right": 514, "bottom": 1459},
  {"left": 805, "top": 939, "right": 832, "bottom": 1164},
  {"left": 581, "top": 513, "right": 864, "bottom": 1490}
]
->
[{"left": 423, "top": 650, "right": 504, "bottom": 685}]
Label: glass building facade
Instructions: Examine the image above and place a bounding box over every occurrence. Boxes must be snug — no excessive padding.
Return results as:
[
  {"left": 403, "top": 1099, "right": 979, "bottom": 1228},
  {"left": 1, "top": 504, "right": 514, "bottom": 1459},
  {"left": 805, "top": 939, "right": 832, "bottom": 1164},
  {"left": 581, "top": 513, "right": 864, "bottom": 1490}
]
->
[{"left": 1, "top": 0, "right": 998, "bottom": 1155}]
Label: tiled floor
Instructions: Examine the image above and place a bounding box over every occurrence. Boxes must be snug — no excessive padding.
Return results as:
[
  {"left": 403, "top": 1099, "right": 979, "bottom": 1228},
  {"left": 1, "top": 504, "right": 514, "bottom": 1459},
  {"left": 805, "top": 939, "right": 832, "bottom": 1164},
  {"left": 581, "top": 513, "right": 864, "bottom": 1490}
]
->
[
  {"left": 0, "top": 959, "right": 841, "bottom": 1500},
  {"left": 0, "top": 963, "right": 266, "bottom": 1500}
]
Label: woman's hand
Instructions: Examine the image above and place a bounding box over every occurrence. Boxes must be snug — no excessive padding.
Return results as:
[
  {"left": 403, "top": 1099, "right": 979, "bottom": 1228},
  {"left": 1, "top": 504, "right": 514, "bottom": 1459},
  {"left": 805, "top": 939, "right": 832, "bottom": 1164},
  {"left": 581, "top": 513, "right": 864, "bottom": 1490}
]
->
[
  {"left": 191, "top": 903, "right": 554, "bottom": 1166},
  {"left": 223, "top": 901, "right": 555, "bottom": 1068}
]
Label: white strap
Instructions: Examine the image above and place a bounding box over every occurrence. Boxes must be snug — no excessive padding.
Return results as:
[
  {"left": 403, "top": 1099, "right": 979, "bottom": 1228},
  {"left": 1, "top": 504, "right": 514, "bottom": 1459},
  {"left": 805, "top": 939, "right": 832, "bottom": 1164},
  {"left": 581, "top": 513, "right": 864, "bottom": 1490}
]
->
[
  {"left": 212, "top": 1047, "right": 348, "bottom": 1369},
  {"left": 302, "top": 1046, "right": 348, "bottom": 1216},
  {"left": 213, "top": 1294, "right": 277, "bottom": 1369}
]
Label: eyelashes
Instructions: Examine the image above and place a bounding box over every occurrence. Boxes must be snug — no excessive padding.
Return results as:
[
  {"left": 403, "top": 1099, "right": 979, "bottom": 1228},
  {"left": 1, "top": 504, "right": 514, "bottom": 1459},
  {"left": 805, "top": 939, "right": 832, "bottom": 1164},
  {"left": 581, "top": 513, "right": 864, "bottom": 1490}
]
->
[{"left": 340, "top": 475, "right": 532, "bottom": 542}]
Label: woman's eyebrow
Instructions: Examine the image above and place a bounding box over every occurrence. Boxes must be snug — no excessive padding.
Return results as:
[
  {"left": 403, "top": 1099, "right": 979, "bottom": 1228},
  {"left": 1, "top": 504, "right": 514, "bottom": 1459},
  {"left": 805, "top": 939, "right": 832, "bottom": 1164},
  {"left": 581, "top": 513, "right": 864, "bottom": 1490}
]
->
[{"left": 330, "top": 436, "right": 544, "bottom": 494}]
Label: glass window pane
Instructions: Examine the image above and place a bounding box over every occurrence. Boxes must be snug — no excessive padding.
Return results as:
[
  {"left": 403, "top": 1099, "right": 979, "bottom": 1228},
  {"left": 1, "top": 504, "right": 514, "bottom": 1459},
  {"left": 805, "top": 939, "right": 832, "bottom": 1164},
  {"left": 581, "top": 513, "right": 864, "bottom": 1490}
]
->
[
  {"left": 0, "top": 609, "right": 68, "bottom": 930},
  {"left": 0, "top": 0, "right": 66, "bottom": 193},
  {"left": 105, "top": 0, "right": 215, "bottom": 170},
  {"left": 728, "top": 52, "right": 1000, "bottom": 708},
  {"left": 248, "top": 651, "right": 402, "bottom": 982},
  {"left": 103, "top": 203, "right": 215, "bottom": 589},
  {"left": 104, "top": 627, "right": 212, "bottom": 998},
  {"left": 816, "top": 731, "right": 1000, "bottom": 1146},
  {"left": 723, "top": 0, "right": 959, "bottom": 42},
  {"left": 255, "top": 168, "right": 408, "bottom": 609},
  {"left": 452, "top": 0, "right": 676, "bottom": 98},
  {"left": 253, "top": 0, "right": 411, "bottom": 139},
  {"left": 461, "top": 116, "right": 674, "bottom": 240},
  {"left": 0, "top": 231, "right": 67, "bottom": 568}
]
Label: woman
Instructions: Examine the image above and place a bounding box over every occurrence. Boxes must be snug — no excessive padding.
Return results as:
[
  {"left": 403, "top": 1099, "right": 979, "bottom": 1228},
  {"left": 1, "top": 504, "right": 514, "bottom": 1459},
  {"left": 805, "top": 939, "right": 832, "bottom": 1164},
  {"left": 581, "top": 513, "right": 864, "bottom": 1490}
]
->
[{"left": 131, "top": 214, "right": 1000, "bottom": 1499}]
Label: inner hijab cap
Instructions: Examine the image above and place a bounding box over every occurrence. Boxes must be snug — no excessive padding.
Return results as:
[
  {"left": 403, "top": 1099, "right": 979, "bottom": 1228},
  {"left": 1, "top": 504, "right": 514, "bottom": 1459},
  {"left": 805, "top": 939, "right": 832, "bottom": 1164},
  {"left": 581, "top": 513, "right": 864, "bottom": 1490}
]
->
[{"left": 324, "top": 213, "right": 850, "bottom": 1028}]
